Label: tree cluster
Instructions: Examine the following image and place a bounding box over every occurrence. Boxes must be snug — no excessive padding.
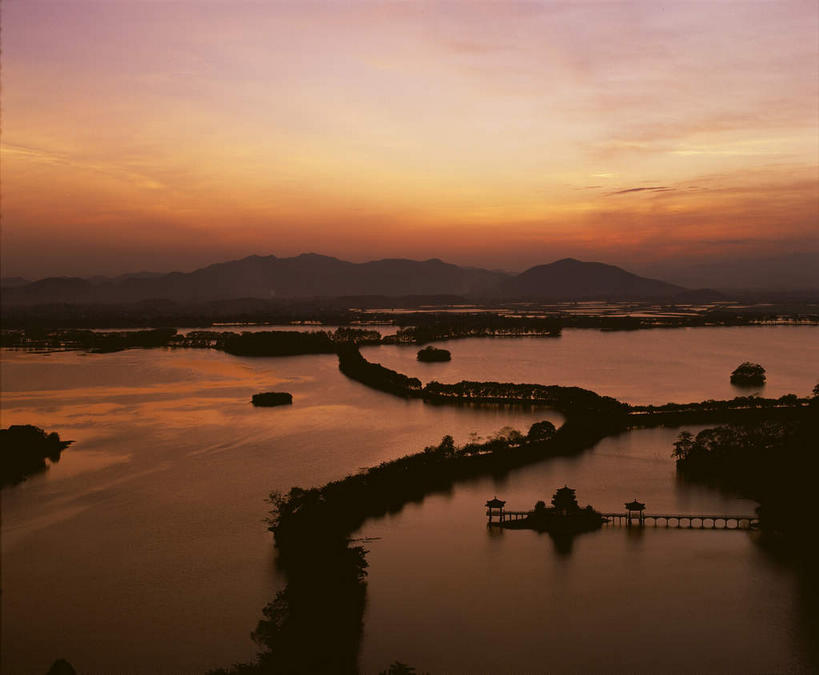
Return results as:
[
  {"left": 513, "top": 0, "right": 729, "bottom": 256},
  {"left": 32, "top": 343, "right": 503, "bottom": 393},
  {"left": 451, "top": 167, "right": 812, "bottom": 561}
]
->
[
  {"left": 422, "top": 379, "right": 628, "bottom": 417},
  {"left": 1, "top": 425, "right": 73, "bottom": 486},
  {"left": 337, "top": 346, "right": 423, "bottom": 397},
  {"left": 730, "top": 362, "right": 766, "bottom": 386},
  {"left": 222, "top": 331, "right": 337, "bottom": 357},
  {"left": 416, "top": 346, "right": 451, "bottom": 362},
  {"left": 672, "top": 416, "right": 819, "bottom": 547}
]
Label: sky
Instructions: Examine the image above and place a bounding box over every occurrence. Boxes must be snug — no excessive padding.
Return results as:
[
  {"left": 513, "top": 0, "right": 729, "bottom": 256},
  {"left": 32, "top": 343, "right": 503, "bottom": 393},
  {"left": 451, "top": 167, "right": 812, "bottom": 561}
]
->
[{"left": 2, "top": 0, "right": 818, "bottom": 283}]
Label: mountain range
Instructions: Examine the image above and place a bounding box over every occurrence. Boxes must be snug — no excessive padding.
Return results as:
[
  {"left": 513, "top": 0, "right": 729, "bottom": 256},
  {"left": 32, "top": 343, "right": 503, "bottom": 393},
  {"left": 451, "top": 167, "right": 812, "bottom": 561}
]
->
[{"left": 2, "top": 253, "right": 708, "bottom": 305}]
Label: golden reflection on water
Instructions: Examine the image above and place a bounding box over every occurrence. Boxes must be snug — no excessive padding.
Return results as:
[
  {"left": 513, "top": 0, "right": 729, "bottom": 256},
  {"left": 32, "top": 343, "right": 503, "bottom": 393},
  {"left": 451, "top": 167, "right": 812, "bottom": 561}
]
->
[{"left": 1, "top": 347, "right": 555, "bottom": 673}]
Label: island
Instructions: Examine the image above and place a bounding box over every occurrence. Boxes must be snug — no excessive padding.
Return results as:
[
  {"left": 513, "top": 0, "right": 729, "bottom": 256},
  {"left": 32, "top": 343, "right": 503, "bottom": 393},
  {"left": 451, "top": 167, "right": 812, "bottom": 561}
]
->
[
  {"left": 416, "top": 346, "right": 451, "bottom": 362},
  {"left": 1, "top": 425, "right": 73, "bottom": 486},
  {"left": 251, "top": 392, "right": 293, "bottom": 407},
  {"left": 492, "top": 486, "right": 607, "bottom": 534},
  {"left": 730, "top": 361, "right": 766, "bottom": 385}
]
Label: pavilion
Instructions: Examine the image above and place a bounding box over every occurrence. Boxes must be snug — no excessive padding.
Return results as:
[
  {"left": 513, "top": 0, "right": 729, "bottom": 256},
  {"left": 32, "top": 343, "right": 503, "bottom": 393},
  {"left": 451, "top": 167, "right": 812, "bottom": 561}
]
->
[
  {"left": 486, "top": 497, "right": 506, "bottom": 524},
  {"left": 625, "top": 499, "right": 646, "bottom": 526}
]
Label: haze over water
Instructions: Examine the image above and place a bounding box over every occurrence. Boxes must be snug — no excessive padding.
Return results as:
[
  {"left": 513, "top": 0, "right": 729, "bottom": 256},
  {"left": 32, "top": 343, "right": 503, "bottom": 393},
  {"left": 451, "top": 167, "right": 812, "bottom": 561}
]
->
[{"left": 2, "top": 326, "right": 817, "bottom": 673}]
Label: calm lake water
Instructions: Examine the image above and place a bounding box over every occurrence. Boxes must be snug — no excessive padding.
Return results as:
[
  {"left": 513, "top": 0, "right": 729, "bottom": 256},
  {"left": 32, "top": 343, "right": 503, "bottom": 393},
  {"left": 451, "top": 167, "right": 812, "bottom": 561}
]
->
[{"left": 2, "top": 325, "right": 817, "bottom": 673}]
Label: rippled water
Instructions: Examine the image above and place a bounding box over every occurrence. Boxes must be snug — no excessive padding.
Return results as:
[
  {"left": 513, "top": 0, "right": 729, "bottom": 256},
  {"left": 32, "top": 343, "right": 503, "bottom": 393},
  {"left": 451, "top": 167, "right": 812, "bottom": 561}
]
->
[
  {"left": 2, "top": 325, "right": 817, "bottom": 673},
  {"left": 1, "top": 348, "right": 552, "bottom": 674}
]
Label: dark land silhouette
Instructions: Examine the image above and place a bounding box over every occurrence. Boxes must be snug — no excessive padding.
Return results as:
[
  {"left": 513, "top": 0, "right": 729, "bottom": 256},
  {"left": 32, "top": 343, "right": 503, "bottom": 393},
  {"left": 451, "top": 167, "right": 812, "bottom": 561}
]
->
[
  {"left": 3, "top": 299, "right": 817, "bottom": 336},
  {"left": 8, "top": 302, "right": 819, "bottom": 357},
  {"left": 251, "top": 392, "right": 293, "bottom": 407},
  {"left": 1, "top": 425, "right": 73, "bottom": 486},
  {"left": 499, "top": 486, "right": 607, "bottom": 534},
  {"left": 45, "top": 659, "right": 76, "bottom": 675},
  {"left": 337, "top": 345, "right": 423, "bottom": 397},
  {"left": 386, "top": 315, "right": 562, "bottom": 344},
  {"left": 3, "top": 253, "right": 719, "bottom": 306},
  {"left": 223, "top": 331, "right": 337, "bottom": 357},
  {"left": 730, "top": 361, "right": 767, "bottom": 386},
  {"left": 672, "top": 400, "right": 819, "bottom": 550},
  {"left": 501, "top": 257, "right": 684, "bottom": 298},
  {"left": 416, "top": 346, "right": 451, "bottom": 362},
  {"left": 0, "top": 328, "right": 179, "bottom": 353},
  {"left": 1, "top": 327, "right": 379, "bottom": 355}
]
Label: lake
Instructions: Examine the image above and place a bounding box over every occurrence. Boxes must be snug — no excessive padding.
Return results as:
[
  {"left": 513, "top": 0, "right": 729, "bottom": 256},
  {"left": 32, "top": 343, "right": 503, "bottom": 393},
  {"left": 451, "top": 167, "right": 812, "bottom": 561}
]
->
[
  {"left": 2, "top": 325, "right": 817, "bottom": 673},
  {"left": 357, "top": 426, "right": 813, "bottom": 673}
]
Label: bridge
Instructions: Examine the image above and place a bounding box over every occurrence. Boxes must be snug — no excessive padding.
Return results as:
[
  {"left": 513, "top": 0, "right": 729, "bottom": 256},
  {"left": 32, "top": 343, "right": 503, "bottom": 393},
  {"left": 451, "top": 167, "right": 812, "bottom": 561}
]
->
[
  {"left": 487, "top": 509, "right": 758, "bottom": 529},
  {"left": 600, "top": 512, "right": 759, "bottom": 529},
  {"left": 488, "top": 510, "right": 531, "bottom": 523},
  {"left": 486, "top": 496, "right": 759, "bottom": 530}
]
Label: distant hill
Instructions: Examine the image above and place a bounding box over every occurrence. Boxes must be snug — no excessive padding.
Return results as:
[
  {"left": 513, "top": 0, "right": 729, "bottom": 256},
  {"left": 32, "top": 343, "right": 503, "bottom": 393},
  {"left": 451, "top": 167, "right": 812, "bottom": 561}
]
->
[
  {"left": 2, "top": 254, "right": 506, "bottom": 305},
  {"left": 501, "top": 258, "right": 684, "bottom": 299},
  {"left": 2, "top": 253, "right": 696, "bottom": 305},
  {"left": 1, "top": 277, "right": 30, "bottom": 288},
  {"left": 640, "top": 252, "right": 819, "bottom": 292}
]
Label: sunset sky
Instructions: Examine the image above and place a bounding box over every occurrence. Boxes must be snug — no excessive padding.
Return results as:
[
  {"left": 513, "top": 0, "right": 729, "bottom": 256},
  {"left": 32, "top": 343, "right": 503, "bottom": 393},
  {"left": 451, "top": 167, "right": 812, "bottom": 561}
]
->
[{"left": 3, "top": 1, "right": 818, "bottom": 281}]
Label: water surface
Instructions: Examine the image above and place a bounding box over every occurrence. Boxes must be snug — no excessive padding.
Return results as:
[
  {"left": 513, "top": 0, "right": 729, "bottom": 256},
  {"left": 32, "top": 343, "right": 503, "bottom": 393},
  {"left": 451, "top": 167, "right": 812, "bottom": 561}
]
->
[
  {"left": 2, "top": 326, "right": 816, "bottom": 673},
  {"left": 363, "top": 325, "right": 819, "bottom": 404},
  {"left": 358, "top": 427, "right": 811, "bottom": 673},
  {"left": 1, "top": 348, "right": 551, "bottom": 674}
]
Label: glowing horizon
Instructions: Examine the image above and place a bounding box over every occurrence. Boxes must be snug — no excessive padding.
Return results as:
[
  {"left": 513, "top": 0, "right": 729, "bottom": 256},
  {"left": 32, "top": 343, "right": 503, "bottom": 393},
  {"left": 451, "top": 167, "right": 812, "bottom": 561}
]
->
[{"left": 2, "top": 1, "right": 817, "bottom": 279}]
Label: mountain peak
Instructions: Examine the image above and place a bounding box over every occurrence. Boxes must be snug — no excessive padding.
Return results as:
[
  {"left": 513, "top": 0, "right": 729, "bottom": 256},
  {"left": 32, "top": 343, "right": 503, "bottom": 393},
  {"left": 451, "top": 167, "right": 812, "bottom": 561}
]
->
[{"left": 505, "top": 258, "right": 683, "bottom": 299}]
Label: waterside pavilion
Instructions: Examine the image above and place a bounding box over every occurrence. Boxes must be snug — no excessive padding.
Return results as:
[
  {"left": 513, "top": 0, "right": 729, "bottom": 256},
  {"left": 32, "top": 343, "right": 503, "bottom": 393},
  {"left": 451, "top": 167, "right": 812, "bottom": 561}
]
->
[
  {"left": 625, "top": 499, "right": 646, "bottom": 526},
  {"left": 486, "top": 497, "right": 506, "bottom": 524}
]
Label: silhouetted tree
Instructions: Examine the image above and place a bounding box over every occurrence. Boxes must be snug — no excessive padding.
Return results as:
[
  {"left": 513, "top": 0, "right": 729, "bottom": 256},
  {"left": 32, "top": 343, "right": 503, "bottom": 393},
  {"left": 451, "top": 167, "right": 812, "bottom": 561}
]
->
[
  {"left": 416, "top": 346, "right": 451, "bottom": 362},
  {"left": 672, "top": 431, "right": 695, "bottom": 460},
  {"left": 1, "top": 425, "right": 72, "bottom": 486},
  {"left": 527, "top": 420, "right": 556, "bottom": 441},
  {"left": 438, "top": 435, "right": 455, "bottom": 456},
  {"left": 730, "top": 362, "right": 766, "bottom": 385},
  {"left": 46, "top": 659, "right": 76, "bottom": 675}
]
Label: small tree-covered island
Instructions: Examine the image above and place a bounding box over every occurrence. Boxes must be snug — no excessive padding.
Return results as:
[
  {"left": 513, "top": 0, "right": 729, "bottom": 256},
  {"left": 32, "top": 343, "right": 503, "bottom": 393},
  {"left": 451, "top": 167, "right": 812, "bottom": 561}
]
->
[
  {"left": 1, "top": 425, "right": 73, "bottom": 486},
  {"left": 416, "top": 346, "right": 451, "bottom": 362},
  {"left": 251, "top": 392, "right": 293, "bottom": 407},
  {"left": 489, "top": 486, "right": 607, "bottom": 534},
  {"left": 730, "top": 361, "right": 766, "bottom": 386}
]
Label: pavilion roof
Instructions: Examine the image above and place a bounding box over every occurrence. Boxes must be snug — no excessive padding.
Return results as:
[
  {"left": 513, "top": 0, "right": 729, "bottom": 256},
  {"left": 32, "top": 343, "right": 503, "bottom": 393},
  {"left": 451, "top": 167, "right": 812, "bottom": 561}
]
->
[
  {"left": 625, "top": 500, "right": 646, "bottom": 510},
  {"left": 486, "top": 497, "right": 506, "bottom": 508}
]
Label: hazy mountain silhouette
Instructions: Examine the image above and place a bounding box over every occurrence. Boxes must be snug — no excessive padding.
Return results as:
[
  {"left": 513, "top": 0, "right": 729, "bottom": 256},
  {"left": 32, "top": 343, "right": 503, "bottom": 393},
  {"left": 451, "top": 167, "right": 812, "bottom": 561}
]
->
[
  {"left": 3, "top": 254, "right": 505, "bottom": 305},
  {"left": 639, "top": 252, "right": 819, "bottom": 291},
  {"left": 3, "top": 253, "right": 694, "bottom": 305},
  {"left": 1, "top": 277, "right": 30, "bottom": 288},
  {"left": 502, "top": 258, "right": 684, "bottom": 299}
]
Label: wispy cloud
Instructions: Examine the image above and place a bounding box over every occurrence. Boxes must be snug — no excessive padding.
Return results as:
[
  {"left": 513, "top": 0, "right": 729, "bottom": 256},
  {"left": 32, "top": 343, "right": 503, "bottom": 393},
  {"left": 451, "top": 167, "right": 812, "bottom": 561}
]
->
[
  {"left": 2, "top": 143, "right": 165, "bottom": 191},
  {"left": 608, "top": 186, "right": 672, "bottom": 196}
]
